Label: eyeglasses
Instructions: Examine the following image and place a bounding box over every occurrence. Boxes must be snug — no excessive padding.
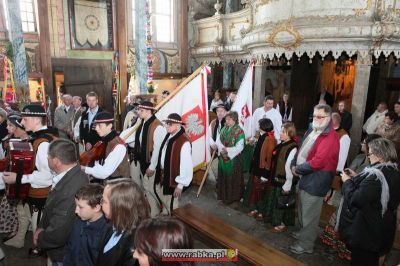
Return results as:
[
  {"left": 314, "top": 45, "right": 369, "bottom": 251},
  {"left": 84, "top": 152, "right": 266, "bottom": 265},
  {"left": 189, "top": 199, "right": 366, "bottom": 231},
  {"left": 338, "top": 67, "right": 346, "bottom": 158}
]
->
[{"left": 313, "top": 115, "right": 329, "bottom": 120}]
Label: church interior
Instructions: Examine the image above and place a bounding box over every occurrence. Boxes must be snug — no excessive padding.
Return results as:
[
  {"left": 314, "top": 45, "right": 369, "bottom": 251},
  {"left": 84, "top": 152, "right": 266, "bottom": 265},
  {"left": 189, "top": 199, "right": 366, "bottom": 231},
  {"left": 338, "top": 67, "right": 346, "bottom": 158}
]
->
[{"left": 0, "top": 0, "right": 399, "bottom": 265}]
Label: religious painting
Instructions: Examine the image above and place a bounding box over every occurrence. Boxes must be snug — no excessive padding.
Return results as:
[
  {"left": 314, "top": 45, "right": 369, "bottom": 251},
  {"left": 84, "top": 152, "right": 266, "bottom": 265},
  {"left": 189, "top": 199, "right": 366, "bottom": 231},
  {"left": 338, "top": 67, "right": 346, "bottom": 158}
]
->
[
  {"left": 264, "top": 66, "right": 292, "bottom": 102},
  {"left": 68, "top": 0, "right": 113, "bottom": 50},
  {"left": 320, "top": 58, "right": 355, "bottom": 110}
]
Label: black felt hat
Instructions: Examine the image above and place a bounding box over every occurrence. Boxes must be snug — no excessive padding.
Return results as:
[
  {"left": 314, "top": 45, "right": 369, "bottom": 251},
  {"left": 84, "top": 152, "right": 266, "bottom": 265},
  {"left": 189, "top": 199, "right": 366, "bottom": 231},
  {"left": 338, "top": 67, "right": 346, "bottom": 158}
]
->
[
  {"left": 21, "top": 104, "right": 47, "bottom": 117},
  {"left": 93, "top": 111, "right": 114, "bottom": 123},
  {"left": 163, "top": 113, "right": 185, "bottom": 125},
  {"left": 137, "top": 101, "right": 156, "bottom": 111},
  {"left": 212, "top": 103, "right": 228, "bottom": 113},
  {"left": 8, "top": 114, "right": 24, "bottom": 129}
]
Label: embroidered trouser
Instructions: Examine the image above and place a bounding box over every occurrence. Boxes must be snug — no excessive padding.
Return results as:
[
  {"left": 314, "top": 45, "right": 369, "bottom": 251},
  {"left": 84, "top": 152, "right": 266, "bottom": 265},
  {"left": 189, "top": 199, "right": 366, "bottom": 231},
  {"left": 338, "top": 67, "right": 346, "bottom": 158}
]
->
[
  {"left": 155, "top": 184, "right": 180, "bottom": 215},
  {"left": 142, "top": 171, "right": 161, "bottom": 217}
]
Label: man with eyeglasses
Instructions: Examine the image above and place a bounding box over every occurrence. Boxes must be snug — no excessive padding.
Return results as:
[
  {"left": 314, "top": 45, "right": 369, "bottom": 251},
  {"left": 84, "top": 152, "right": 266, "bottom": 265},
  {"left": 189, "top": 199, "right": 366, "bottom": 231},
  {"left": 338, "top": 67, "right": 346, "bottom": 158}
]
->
[
  {"left": 289, "top": 104, "right": 339, "bottom": 255},
  {"left": 155, "top": 113, "right": 192, "bottom": 215}
]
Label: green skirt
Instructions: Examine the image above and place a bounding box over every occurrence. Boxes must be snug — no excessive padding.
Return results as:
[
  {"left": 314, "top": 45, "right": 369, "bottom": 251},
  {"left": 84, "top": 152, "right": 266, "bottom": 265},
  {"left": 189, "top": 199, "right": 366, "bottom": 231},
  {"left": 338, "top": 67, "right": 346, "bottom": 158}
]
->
[
  {"left": 241, "top": 144, "right": 254, "bottom": 173},
  {"left": 263, "top": 185, "right": 296, "bottom": 226}
]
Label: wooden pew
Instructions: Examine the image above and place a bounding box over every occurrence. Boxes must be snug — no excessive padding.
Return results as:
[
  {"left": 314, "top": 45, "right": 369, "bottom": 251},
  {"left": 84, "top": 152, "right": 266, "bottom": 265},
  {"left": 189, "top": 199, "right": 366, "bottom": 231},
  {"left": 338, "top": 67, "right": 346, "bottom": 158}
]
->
[{"left": 174, "top": 204, "right": 304, "bottom": 266}]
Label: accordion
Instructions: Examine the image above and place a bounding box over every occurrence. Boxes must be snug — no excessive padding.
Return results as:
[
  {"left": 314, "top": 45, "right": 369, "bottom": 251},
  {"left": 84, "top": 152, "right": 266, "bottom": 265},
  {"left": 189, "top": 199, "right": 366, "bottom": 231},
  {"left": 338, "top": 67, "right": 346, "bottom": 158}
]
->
[{"left": 6, "top": 140, "right": 34, "bottom": 200}]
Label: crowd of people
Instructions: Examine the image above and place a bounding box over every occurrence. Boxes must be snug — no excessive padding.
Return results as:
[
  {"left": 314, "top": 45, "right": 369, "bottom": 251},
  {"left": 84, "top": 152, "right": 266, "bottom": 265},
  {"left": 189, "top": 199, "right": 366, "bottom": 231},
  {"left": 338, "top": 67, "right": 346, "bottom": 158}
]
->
[
  {"left": 207, "top": 90, "right": 399, "bottom": 266},
  {"left": 0, "top": 92, "right": 195, "bottom": 265},
  {"left": 0, "top": 89, "right": 397, "bottom": 266}
]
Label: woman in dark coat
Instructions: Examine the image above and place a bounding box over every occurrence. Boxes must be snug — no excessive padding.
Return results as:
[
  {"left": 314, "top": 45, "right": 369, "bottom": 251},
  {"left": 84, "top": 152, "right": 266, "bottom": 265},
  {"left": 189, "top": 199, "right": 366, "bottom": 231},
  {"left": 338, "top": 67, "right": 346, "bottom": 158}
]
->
[
  {"left": 96, "top": 178, "right": 150, "bottom": 266},
  {"left": 339, "top": 138, "right": 400, "bottom": 266}
]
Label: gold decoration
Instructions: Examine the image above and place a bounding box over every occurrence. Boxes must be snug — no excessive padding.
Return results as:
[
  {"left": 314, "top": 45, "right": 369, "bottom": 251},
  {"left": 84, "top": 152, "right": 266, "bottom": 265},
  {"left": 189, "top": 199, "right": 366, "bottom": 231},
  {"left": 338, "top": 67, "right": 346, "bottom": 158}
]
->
[
  {"left": 229, "top": 19, "right": 249, "bottom": 41},
  {"left": 255, "top": 0, "right": 278, "bottom": 12},
  {"left": 266, "top": 22, "right": 303, "bottom": 49},
  {"left": 353, "top": 0, "right": 373, "bottom": 16}
]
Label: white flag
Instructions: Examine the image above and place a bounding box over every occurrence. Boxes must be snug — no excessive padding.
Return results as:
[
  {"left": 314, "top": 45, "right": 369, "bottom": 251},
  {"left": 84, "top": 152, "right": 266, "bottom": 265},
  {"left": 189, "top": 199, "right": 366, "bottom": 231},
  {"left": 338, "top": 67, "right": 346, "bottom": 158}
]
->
[
  {"left": 156, "top": 66, "right": 211, "bottom": 169},
  {"left": 230, "top": 62, "right": 254, "bottom": 138}
]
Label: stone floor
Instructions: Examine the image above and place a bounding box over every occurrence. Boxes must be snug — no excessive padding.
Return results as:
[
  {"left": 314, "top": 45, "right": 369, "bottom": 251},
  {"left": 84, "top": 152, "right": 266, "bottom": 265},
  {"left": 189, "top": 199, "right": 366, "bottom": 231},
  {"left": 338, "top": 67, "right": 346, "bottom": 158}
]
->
[{"left": 0, "top": 180, "right": 399, "bottom": 266}]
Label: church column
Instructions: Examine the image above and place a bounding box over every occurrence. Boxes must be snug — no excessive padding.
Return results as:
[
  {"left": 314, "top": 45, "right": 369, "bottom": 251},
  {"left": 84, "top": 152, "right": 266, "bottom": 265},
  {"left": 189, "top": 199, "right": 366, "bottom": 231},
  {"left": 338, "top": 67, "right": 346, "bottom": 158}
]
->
[
  {"left": 116, "top": 0, "right": 128, "bottom": 116},
  {"left": 349, "top": 53, "right": 372, "bottom": 160},
  {"left": 5, "top": 0, "right": 28, "bottom": 88},
  {"left": 253, "top": 60, "right": 266, "bottom": 109},
  {"left": 179, "top": 0, "right": 188, "bottom": 74},
  {"left": 37, "top": 0, "right": 54, "bottom": 103},
  {"left": 0, "top": 0, "right": 7, "bottom": 41},
  {"left": 135, "top": 0, "right": 147, "bottom": 94},
  {"left": 222, "top": 62, "right": 233, "bottom": 89}
]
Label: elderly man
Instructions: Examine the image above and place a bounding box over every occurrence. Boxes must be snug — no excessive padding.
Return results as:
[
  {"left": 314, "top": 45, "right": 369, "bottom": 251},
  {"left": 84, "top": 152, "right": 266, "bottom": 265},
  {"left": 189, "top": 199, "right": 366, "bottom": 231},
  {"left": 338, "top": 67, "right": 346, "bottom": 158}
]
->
[
  {"left": 68, "top": 96, "right": 83, "bottom": 138},
  {"left": 290, "top": 104, "right": 339, "bottom": 254},
  {"left": 54, "top": 94, "right": 74, "bottom": 139},
  {"left": 34, "top": 139, "right": 88, "bottom": 265},
  {"left": 363, "top": 102, "right": 388, "bottom": 134},
  {"left": 252, "top": 95, "right": 282, "bottom": 142},
  {"left": 155, "top": 113, "right": 192, "bottom": 215}
]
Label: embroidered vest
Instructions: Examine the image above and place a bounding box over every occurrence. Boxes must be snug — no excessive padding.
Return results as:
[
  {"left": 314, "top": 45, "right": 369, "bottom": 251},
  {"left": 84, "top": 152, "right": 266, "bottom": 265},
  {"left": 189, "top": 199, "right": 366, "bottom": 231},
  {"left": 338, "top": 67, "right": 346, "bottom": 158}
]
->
[
  {"left": 134, "top": 116, "right": 161, "bottom": 174},
  {"left": 272, "top": 140, "right": 297, "bottom": 180},
  {"left": 29, "top": 129, "right": 58, "bottom": 198},
  {"left": 105, "top": 136, "right": 130, "bottom": 179},
  {"left": 156, "top": 129, "right": 191, "bottom": 195}
]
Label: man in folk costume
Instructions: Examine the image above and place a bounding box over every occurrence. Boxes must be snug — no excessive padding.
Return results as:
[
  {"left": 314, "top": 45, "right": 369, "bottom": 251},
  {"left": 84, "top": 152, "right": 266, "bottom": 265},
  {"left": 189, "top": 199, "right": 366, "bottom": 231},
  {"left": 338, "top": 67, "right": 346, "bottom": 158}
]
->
[
  {"left": 3, "top": 105, "right": 57, "bottom": 249},
  {"left": 208, "top": 103, "right": 227, "bottom": 180},
  {"left": 82, "top": 111, "right": 130, "bottom": 181},
  {"left": 133, "top": 101, "right": 166, "bottom": 217},
  {"left": 243, "top": 118, "right": 276, "bottom": 220},
  {"left": 79, "top": 92, "right": 104, "bottom": 151},
  {"left": 155, "top": 113, "right": 193, "bottom": 215}
]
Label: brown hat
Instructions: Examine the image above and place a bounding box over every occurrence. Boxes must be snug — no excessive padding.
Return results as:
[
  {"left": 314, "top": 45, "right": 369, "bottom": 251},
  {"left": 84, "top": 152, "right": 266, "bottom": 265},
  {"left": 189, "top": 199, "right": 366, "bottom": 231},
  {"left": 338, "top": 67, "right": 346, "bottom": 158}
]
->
[
  {"left": 21, "top": 104, "right": 47, "bottom": 117},
  {"left": 93, "top": 111, "right": 114, "bottom": 123},
  {"left": 163, "top": 113, "right": 185, "bottom": 125},
  {"left": 137, "top": 101, "right": 156, "bottom": 111}
]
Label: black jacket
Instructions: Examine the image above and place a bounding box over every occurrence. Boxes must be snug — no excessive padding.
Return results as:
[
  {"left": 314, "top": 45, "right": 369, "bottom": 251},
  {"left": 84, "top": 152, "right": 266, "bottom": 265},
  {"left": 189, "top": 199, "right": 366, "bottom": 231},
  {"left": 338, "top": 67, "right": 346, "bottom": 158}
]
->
[
  {"left": 340, "top": 110, "right": 352, "bottom": 133},
  {"left": 0, "top": 120, "right": 8, "bottom": 140},
  {"left": 38, "top": 165, "right": 89, "bottom": 261},
  {"left": 339, "top": 163, "right": 400, "bottom": 254},
  {"left": 79, "top": 107, "right": 104, "bottom": 146},
  {"left": 96, "top": 226, "right": 137, "bottom": 266},
  {"left": 64, "top": 216, "right": 109, "bottom": 266}
]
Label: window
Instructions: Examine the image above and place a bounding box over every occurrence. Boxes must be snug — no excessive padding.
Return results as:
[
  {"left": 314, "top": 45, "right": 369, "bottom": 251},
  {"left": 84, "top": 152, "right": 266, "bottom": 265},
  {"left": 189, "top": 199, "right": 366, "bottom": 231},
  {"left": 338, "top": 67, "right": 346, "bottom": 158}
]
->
[
  {"left": 2, "top": 0, "right": 9, "bottom": 30},
  {"left": 20, "top": 0, "right": 36, "bottom": 32},
  {"left": 130, "top": 0, "right": 175, "bottom": 45},
  {"left": 153, "top": 0, "right": 174, "bottom": 43},
  {"left": 131, "top": 0, "right": 135, "bottom": 39}
]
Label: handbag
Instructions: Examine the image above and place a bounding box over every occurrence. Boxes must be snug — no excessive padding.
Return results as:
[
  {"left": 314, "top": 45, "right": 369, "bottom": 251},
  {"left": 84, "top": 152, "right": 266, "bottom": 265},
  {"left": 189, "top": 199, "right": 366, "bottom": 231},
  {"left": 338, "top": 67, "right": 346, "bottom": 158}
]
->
[{"left": 277, "top": 194, "right": 296, "bottom": 209}]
